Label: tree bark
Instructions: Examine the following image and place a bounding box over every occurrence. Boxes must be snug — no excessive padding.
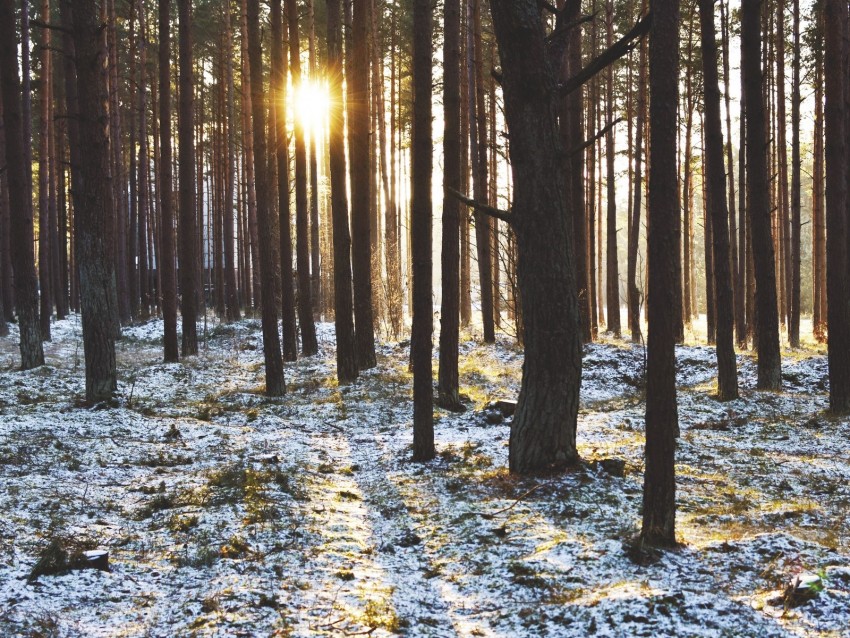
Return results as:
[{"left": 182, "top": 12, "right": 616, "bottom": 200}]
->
[
  {"left": 438, "top": 0, "right": 463, "bottom": 411},
  {"left": 411, "top": 0, "right": 434, "bottom": 461},
  {"left": 488, "top": 0, "right": 582, "bottom": 474},
  {"left": 68, "top": 0, "right": 119, "bottom": 402},
  {"left": 247, "top": 0, "right": 286, "bottom": 396},
  {"left": 350, "top": 0, "right": 376, "bottom": 368},
  {"left": 642, "top": 0, "right": 679, "bottom": 547},
  {"left": 824, "top": 0, "right": 850, "bottom": 412},
  {"left": 742, "top": 0, "right": 781, "bottom": 389},
  {"left": 789, "top": 0, "right": 801, "bottom": 347},
  {"left": 177, "top": 0, "right": 198, "bottom": 355},
  {"left": 628, "top": 27, "right": 647, "bottom": 344},
  {"left": 0, "top": 0, "right": 44, "bottom": 369},
  {"left": 604, "top": 0, "right": 620, "bottom": 337},
  {"left": 699, "top": 0, "right": 738, "bottom": 400},
  {"left": 223, "top": 1, "right": 240, "bottom": 323}
]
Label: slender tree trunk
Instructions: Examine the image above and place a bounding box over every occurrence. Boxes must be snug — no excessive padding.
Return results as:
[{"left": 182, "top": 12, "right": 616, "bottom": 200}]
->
[
  {"left": 69, "top": 0, "right": 119, "bottom": 401},
  {"left": 628, "top": 29, "right": 647, "bottom": 343},
  {"left": 789, "top": 0, "right": 801, "bottom": 347},
  {"left": 223, "top": 1, "right": 240, "bottom": 323},
  {"left": 459, "top": 0, "right": 472, "bottom": 328},
  {"left": 307, "top": 0, "right": 321, "bottom": 314},
  {"left": 699, "top": 0, "right": 738, "bottom": 400},
  {"left": 240, "top": 0, "right": 260, "bottom": 311},
  {"left": 642, "top": 0, "right": 679, "bottom": 548},
  {"left": 411, "top": 0, "right": 434, "bottom": 461},
  {"left": 742, "top": 0, "right": 781, "bottom": 389},
  {"left": 604, "top": 0, "right": 620, "bottom": 337},
  {"left": 0, "top": 0, "right": 44, "bottom": 369},
  {"left": 350, "top": 0, "right": 376, "bottom": 367},
  {"left": 327, "top": 0, "right": 357, "bottom": 383},
  {"left": 0, "top": 97, "right": 12, "bottom": 328},
  {"left": 177, "top": 0, "right": 198, "bottom": 355},
  {"left": 812, "top": 35, "right": 826, "bottom": 342},
  {"left": 272, "top": 0, "right": 297, "bottom": 360},
  {"left": 247, "top": 0, "right": 286, "bottom": 396},
  {"left": 38, "top": 0, "right": 52, "bottom": 340},
  {"left": 137, "top": 0, "right": 150, "bottom": 320},
  {"left": 438, "top": 0, "right": 462, "bottom": 411}
]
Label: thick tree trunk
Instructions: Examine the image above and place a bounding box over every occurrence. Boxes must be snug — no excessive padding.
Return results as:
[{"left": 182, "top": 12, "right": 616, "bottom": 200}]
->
[
  {"left": 742, "top": 0, "right": 781, "bottom": 389},
  {"left": 824, "top": 0, "right": 850, "bottom": 412},
  {"left": 247, "top": 0, "right": 285, "bottom": 396},
  {"left": 411, "top": 0, "right": 434, "bottom": 461},
  {"left": 69, "top": 0, "right": 119, "bottom": 402},
  {"left": 699, "top": 0, "right": 738, "bottom": 400},
  {"left": 350, "top": 0, "right": 376, "bottom": 368},
  {"left": 488, "top": 0, "right": 582, "bottom": 474},
  {"left": 642, "top": 0, "right": 679, "bottom": 548},
  {"left": 158, "top": 0, "right": 178, "bottom": 362},
  {"left": 0, "top": 0, "right": 44, "bottom": 369},
  {"left": 438, "top": 0, "right": 463, "bottom": 411}
]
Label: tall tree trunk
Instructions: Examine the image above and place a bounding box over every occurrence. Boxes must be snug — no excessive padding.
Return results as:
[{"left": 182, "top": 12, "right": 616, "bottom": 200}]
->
[
  {"left": 307, "top": 0, "right": 321, "bottom": 314},
  {"left": 628, "top": 28, "right": 647, "bottom": 343},
  {"left": 642, "top": 0, "right": 679, "bottom": 548},
  {"left": 438, "top": 0, "right": 463, "bottom": 411},
  {"left": 812, "top": 33, "right": 826, "bottom": 343},
  {"left": 0, "top": 96, "right": 12, "bottom": 328},
  {"left": 699, "top": 0, "right": 738, "bottom": 400},
  {"left": 327, "top": 0, "right": 357, "bottom": 383},
  {"left": 604, "top": 0, "right": 620, "bottom": 337},
  {"left": 158, "top": 0, "right": 178, "bottom": 361},
  {"left": 247, "top": 0, "right": 286, "bottom": 396},
  {"left": 137, "top": 0, "right": 150, "bottom": 320},
  {"left": 38, "top": 0, "right": 52, "bottom": 340},
  {"left": 223, "top": 0, "right": 240, "bottom": 322},
  {"left": 350, "top": 0, "right": 376, "bottom": 367},
  {"left": 742, "top": 0, "right": 781, "bottom": 389},
  {"left": 273, "top": 0, "right": 297, "bottom": 360},
  {"left": 488, "top": 0, "right": 582, "bottom": 474},
  {"left": 69, "top": 0, "right": 119, "bottom": 401},
  {"left": 411, "top": 0, "right": 434, "bottom": 461},
  {"left": 177, "top": 0, "right": 198, "bottom": 355},
  {"left": 824, "top": 0, "right": 850, "bottom": 411},
  {"left": 789, "top": 0, "right": 801, "bottom": 347},
  {"left": 240, "top": 0, "right": 260, "bottom": 311},
  {"left": 459, "top": 0, "right": 472, "bottom": 328},
  {"left": 471, "top": 0, "right": 495, "bottom": 343},
  {"left": 775, "top": 0, "right": 792, "bottom": 337},
  {"left": 0, "top": 0, "right": 44, "bottom": 369}
]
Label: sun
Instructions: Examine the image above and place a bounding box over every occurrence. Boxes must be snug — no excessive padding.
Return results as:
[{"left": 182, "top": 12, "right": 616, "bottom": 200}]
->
[{"left": 294, "top": 79, "right": 330, "bottom": 135}]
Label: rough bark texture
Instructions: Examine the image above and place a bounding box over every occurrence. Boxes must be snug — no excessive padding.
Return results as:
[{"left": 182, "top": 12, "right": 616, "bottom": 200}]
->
[
  {"left": 223, "top": 2, "right": 240, "bottom": 323},
  {"left": 824, "top": 0, "right": 850, "bottom": 412},
  {"left": 438, "top": 0, "right": 463, "bottom": 411},
  {"left": 642, "top": 0, "right": 679, "bottom": 547},
  {"left": 411, "top": 0, "right": 435, "bottom": 461},
  {"left": 699, "top": 0, "right": 738, "bottom": 401},
  {"left": 742, "top": 0, "right": 781, "bottom": 390},
  {"left": 177, "top": 0, "right": 198, "bottom": 355},
  {"left": 789, "top": 0, "right": 801, "bottom": 348},
  {"left": 350, "top": 0, "right": 376, "bottom": 369},
  {"left": 327, "top": 0, "right": 358, "bottom": 384},
  {"left": 604, "top": 0, "right": 620, "bottom": 337},
  {"left": 0, "top": 0, "right": 44, "bottom": 369},
  {"left": 69, "top": 0, "right": 119, "bottom": 402},
  {"left": 158, "top": 0, "right": 178, "bottom": 362},
  {"left": 628, "top": 32, "right": 647, "bottom": 344},
  {"left": 247, "top": 0, "right": 285, "bottom": 396},
  {"left": 488, "top": 0, "right": 582, "bottom": 474}
]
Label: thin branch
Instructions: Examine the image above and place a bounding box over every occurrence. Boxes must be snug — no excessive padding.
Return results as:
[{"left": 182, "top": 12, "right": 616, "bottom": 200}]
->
[
  {"left": 559, "top": 12, "right": 652, "bottom": 97},
  {"left": 446, "top": 187, "right": 513, "bottom": 225},
  {"left": 570, "top": 117, "right": 623, "bottom": 157},
  {"left": 537, "top": 0, "right": 560, "bottom": 14},
  {"left": 546, "top": 12, "right": 596, "bottom": 46},
  {"left": 30, "top": 19, "right": 73, "bottom": 34}
]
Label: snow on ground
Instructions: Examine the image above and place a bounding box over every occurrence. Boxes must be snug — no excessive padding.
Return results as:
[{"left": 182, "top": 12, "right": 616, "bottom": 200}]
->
[{"left": 0, "top": 314, "right": 848, "bottom": 637}]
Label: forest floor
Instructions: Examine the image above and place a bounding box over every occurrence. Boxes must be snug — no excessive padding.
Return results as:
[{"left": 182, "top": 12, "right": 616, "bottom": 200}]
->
[{"left": 0, "top": 313, "right": 848, "bottom": 637}]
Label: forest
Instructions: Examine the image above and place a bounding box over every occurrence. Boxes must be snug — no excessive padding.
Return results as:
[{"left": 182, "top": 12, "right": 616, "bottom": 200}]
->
[{"left": 1, "top": 0, "right": 850, "bottom": 635}]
